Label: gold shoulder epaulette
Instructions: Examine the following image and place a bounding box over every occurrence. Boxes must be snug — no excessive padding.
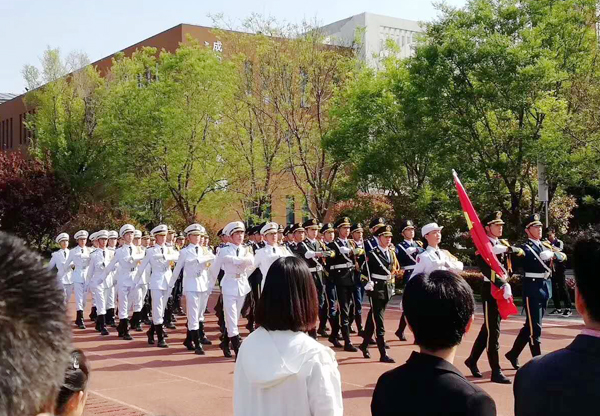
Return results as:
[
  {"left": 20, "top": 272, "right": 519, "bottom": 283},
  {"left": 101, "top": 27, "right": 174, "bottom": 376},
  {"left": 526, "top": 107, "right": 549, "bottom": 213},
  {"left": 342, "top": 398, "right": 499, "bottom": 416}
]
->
[
  {"left": 416, "top": 240, "right": 424, "bottom": 247},
  {"left": 542, "top": 241, "right": 553, "bottom": 250},
  {"left": 500, "top": 239, "right": 511, "bottom": 247}
]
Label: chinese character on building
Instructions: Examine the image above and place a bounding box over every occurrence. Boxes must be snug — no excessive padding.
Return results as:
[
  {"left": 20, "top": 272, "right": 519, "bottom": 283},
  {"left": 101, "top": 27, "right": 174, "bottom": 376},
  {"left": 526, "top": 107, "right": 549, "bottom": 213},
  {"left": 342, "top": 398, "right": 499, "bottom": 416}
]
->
[{"left": 213, "top": 41, "right": 223, "bottom": 52}]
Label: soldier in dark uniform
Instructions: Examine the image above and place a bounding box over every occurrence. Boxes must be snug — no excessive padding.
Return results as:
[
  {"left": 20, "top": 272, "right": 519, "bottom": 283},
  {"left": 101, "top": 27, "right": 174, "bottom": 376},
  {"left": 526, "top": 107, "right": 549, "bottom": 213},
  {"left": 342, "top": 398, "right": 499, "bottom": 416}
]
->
[
  {"left": 320, "top": 222, "right": 338, "bottom": 339},
  {"left": 243, "top": 224, "right": 265, "bottom": 333},
  {"left": 464, "top": 211, "right": 524, "bottom": 384},
  {"left": 358, "top": 224, "right": 398, "bottom": 363},
  {"left": 326, "top": 217, "right": 364, "bottom": 352},
  {"left": 394, "top": 220, "right": 424, "bottom": 341},
  {"left": 348, "top": 223, "right": 366, "bottom": 335},
  {"left": 214, "top": 228, "right": 230, "bottom": 355},
  {"left": 294, "top": 219, "right": 334, "bottom": 338},
  {"left": 283, "top": 225, "right": 293, "bottom": 248},
  {"left": 505, "top": 214, "right": 567, "bottom": 369},
  {"left": 365, "top": 217, "right": 387, "bottom": 253},
  {"left": 547, "top": 228, "right": 572, "bottom": 317}
]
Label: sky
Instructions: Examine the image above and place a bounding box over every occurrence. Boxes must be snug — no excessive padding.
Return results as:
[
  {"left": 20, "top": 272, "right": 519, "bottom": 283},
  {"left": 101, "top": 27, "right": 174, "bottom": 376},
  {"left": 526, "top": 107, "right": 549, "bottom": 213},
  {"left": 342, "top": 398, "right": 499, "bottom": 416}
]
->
[{"left": 0, "top": 0, "right": 467, "bottom": 94}]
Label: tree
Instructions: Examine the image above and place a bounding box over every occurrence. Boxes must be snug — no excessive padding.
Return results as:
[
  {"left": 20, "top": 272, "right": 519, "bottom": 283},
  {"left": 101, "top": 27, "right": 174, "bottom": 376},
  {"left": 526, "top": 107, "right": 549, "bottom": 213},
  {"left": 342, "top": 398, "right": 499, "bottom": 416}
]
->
[
  {"left": 99, "top": 41, "right": 237, "bottom": 223},
  {"left": 0, "top": 152, "right": 73, "bottom": 252}
]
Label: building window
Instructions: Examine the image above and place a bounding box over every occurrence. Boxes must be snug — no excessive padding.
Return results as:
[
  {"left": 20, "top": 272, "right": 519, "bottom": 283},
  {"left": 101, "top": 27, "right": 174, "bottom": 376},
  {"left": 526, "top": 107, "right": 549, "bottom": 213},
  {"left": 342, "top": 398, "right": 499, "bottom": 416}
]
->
[{"left": 286, "top": 196, "right": 295, "bottom": 225}]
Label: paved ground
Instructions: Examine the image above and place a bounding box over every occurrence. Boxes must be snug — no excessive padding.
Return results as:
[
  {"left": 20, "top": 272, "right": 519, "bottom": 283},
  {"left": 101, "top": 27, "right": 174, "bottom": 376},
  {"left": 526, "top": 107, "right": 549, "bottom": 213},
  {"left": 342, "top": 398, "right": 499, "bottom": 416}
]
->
[{"left": 73, "top": 293, "right": 582, "bottom": 416}]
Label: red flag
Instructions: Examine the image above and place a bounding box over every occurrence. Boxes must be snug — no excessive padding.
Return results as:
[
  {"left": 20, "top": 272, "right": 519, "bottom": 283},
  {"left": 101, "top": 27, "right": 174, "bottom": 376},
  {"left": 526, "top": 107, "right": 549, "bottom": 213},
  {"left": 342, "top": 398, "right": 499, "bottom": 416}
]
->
[{"left": 452, "top": 170, "right": 518, "bottom": 319}]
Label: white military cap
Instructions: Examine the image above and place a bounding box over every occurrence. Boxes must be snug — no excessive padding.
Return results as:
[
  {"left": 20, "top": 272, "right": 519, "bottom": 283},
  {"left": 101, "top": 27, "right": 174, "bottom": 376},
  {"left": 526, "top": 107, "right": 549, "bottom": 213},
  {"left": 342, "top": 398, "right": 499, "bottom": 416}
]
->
[
  {"left": 74, "top": 230, "right": 89, "bottom": 240},
  {"left": 226, "top": 221, "right": 245, "bottom": 236},
  {"left": 108, "top": 230, "right": 118, "bottom": 239},
  {"left": 151, "top": 224, "right": 168, "bottom": 236},
  {"left": 260, "top": 222, "right": 278, "bottom": 235},
  {"left": 184, "top": 223, "right": 205, "bottom": 236},
  {"left": 421, "top": 222, "right": 444, "bottom": 237},
  {"left": 96, "top": 230, "right": 109, "bottom": 240},
  {"left": 88, "top": 232, "right": 97, "bottom": 242},
  {"left": 119, "top": 224, "right": 135, "bottom": 238},
  {"left": 133, "top": 229, "right": 142, "bottom": 238},
  {"left": 55, "top": 233, "right": 69, "bottom": 244}
]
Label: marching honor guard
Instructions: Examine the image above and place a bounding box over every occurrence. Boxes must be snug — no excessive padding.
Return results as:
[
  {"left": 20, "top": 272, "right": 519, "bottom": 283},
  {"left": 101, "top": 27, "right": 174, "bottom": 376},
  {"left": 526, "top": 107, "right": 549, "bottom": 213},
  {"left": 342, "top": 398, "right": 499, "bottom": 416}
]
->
[
  {"left": 209, "top": 221, "right": 255, "bottom": 359},
  {"left": 134, "top": 224, "right": 180, "bottom": 348},
  {"left": 64, "top": 230, "right": 91, "bottom": 329},
  {"left": 366, "top": 218, "right": 387, "bottom": 253},
  {"left": 326, "top": 217, "right": 364, "bottom": 352},
  {"left": 48, "top": 233, "right": 73, "bottom": 304},
  {"left": 172, "top": 224, "right": 216, "bottom": 355},
  {"left": 86, "top": 230, "right": 112, "bottom": 336},
  {"left": 358, "top": 224, "right": 398, "bottom": 363},
  {"left": 320, "top": 222, "right": 338, "bottom": 339},
  {"left": 130, "top": 230, "right": 147, "bottom": 331},
  {"left": 348, "top": 223, "right": 366, "bottom": 335},
  {"left": 394, "top": 220, "right": 424, "bottom": 341},
  {"left": 465, "top": 211, "right": 524, "bottom": 384},
  {"left": 294, "top": 219, "right": 332, "bottom": 338},
  {"left": 412, "top": 223, "right": 464, "bottom": 276},
  {"left": 505, "top": 214, "right": 567, "bottom": 367},
  {"left": 253, "top": 222, "right": 292, "bottom": 292},
  {"left": 102, "top": 224, "right": 146, "bottom": 340}
]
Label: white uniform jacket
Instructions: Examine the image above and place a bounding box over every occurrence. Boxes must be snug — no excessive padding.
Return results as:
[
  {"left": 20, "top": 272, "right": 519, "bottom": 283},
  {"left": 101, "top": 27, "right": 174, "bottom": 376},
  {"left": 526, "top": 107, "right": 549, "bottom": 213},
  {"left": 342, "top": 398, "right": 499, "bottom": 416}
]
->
[
  {"left": 103, "top": 244, "right": 145, "bottom": 288},
  {"left": 64, "top": 245, "right": 91, "bottom": 284},
  {"left": 87, "top": 248, "right": 114, "bottom": 289},
  {"left": 172, "top": 244, "right": 215, "bottom": 293},
  {"left": 253, "top": 244, "right": 291, "bottom": 281},
  {"left": 134, "top": 244, "right": 179, "bottom": 290},
  {"left": 210, "top": 243, "right": 254, "bottom": 297},
  {"left": 48, "top": 248, "right": 72, "bottom": 284},
  {"left": 412, "top": 246, "right": 464, "bottom": 276}
]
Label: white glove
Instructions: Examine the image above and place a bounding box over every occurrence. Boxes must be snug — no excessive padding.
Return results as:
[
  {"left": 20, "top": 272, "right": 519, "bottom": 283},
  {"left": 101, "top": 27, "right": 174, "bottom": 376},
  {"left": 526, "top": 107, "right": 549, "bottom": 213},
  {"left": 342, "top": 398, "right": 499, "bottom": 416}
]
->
[
  {"left": 501, "top": 283, "right": 512, "bottom": 300},
  {"left": 406, "top": 247, "right": 418, "bottom": 255},
  {"left": 364, "top": 280, "right": 375, "bottom": 291},
  {"left": 540, "top": 250, "right": 554, "bottom": 261},
  {"left": 339, "top": 246, "right": 352, "bottom": 255}
]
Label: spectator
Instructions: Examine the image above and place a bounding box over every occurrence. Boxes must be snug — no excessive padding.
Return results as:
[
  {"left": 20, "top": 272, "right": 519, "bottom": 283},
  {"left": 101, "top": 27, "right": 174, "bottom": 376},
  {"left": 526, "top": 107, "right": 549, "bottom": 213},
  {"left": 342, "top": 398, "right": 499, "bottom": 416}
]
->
[
  {"left": 514, "top": 236, "right": 600, "bottom": 416},
  {"left": 55, "top": 349, "right": 90, "bottom": 416},
  {"left": 371, "top": 270, "right": 496, "bottom": 416},
  {"left": 0, "top": 232, "right": 72, "bottom": 416},
  {"left": 234, "top": 256, "right": 343, "bottom": 416}
]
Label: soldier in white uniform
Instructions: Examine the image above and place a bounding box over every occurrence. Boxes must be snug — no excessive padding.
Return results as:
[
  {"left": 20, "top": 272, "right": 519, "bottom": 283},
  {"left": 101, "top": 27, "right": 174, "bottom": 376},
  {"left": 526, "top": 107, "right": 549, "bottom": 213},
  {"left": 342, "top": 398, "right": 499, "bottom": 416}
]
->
[
  {"left": 129, "top": 229, "right": 146, "bottom": 332},
  {"left": 253, "top": 222, "right": 292, "bottom": 292},
  {"left": 173, "top": 223, "right": 216, "bottom": 355},
  {"left": 412, "top": 223, "right": 464, "bottom": 276},
  {"left": 87, "top": 232, "right": 99, "bottom": 323},
  {"left": 102, "top": 224, "right": 145, "bottom": 340},
  {"left": 87, "top": 230, "right": 112, "bottom": 336},
  {"left": 139, "top": 232, "right": 153, "bottom": 325},
  {"left": 134, "top": 224, "right": 179, "bottom": 348},
  {"left": 47, "top": 233, "right": 72, "bottom": 304},
  {"left": 64, "top": 230, "right": 91, "bottom": 329},
  {"left": 209, "top": 221, "right": 255, "bottom": 359}
]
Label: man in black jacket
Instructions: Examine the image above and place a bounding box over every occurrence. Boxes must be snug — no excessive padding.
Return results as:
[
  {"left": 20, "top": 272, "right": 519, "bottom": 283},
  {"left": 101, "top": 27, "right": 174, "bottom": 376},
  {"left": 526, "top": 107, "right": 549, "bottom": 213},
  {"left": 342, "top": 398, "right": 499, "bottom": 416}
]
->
[
  {"left": 371, "top": 270, "right": 496, "bottom": 416},
  {"left": 514, "top": 236, "right": 600, "bottom": 416}
]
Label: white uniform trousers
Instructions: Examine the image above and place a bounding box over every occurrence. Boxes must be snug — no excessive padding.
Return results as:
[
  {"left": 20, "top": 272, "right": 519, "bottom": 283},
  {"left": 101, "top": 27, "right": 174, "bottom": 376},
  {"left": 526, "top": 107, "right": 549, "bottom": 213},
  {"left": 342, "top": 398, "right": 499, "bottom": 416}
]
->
[
  {"left": 106, "top": 286, "right": 116, "bottom": 310},
  {"left": 74, "top": 282, "right": 87, "bottom": 311},
  {"left": 118, "top": 286, "right": 135, "bottom": 320},
  {"left": 151, "top": 289, "right": 170, "bottom": 325},
  {"left": 93, "top": 286, "right": 108, "bottom": 316},
  {"left": 185, "top": 290, "right": 210, "bottom": 331},
  {"left": 141, "top": 284, "right": 149, "bottom": 305},
  {"left": 130, "top": 285, "right": 145, "bottom": 313},
  {"left": 223, "top": 294, "right": 246, "bottom": 337},
  {"left": 90, "top": 285, "right": 96, "bottom": 307},
  {"left": 62, "top": 283, "right": 74, "bottom": 305}
]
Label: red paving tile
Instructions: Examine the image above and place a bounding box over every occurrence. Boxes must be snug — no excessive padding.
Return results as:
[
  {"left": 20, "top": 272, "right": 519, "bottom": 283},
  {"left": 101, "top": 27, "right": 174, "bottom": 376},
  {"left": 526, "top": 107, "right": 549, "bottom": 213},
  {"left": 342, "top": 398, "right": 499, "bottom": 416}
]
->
[{"left": 75, "top": 293, "right": 580, "bottom": 416}]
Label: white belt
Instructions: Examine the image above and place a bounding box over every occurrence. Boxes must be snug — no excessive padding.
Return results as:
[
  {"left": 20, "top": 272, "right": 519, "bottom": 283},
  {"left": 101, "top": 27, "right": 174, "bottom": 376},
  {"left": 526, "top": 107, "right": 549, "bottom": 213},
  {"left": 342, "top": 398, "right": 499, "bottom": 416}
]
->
[
  {"left": 308, "top": 265, "right": 323, "bottom": 273},
  {"left": 402, "top": 265, "right": 415, "bottom": 270},
  {"left": 371, "top": 273, "right": 392, "bottom": 281},
  {"left": 224, "top": 273, "right": 244, "bottom": 279},
  {"left": 525, "top": 272, "right": 550, "bottom": 279},
  {"left": 330, "top": 262, "right": 353, "bottom": 270}
]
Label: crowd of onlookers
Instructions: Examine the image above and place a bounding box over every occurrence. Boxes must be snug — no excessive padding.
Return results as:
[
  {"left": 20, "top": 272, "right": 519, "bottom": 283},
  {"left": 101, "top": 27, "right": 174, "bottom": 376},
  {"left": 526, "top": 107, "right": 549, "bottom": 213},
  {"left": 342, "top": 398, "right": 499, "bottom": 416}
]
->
[{"left": 1, "top": 230, "right": 598, "bottom": 416}]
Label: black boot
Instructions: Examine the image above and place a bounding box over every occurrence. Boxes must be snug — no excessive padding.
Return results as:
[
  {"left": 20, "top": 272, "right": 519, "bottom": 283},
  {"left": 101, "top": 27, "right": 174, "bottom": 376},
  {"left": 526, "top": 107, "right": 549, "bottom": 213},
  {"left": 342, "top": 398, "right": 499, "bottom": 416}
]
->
[
  {"left": 89, "top": 306, "right": 97, "bottom": 322},
  {"left": 117, "top": 319, "right": 125, "bottom": 338},
  {"left": 487, "top": 348, "right": 509, "bottom": 384},
  {"left": 106, "top": 308, "right": 117, "bottom": 327},
  {"left": 129, "top": 312, "right": 138, "bottom": 331},
  {"left": 220, "top": 337, "right": 232, "bottom": 358},
  {"left": 491, "top": 370, "right": 511, "bottom": 384},
  {"left": 141, "top": 305, "right": 151, "bottom": 325},
  {"left": 164, "top": 307, "right": 176, "bottom": 329},
  {"left": 95, "top": 315, "right": 102, "bottom": 332},
  {"left": 342, "top": 326, "right": 358, "bottom": 352},
  {"left": 530, "top": 342, "right": 542, "bottom": 358},
  {"left": 395, "top": 313, "right": 407, "bottom": 341},
  {"left": 134, "top": 312, "right": 143, "bottom": 331},
  {"left": 156, "top": 324, "right": 168, "bottom": 348},
  {"left": 328, "top": 317, "right": 343, "bottom": 348},
  {"left": 359, "top": 339, "right": 371, "bottom": 359},
  {"left": 76, "top": 310, "right": 86, "bottom": 329},
  {"left": 317, "top": 318, "right": 329, "bottom": 338},
  {"left": 355, "top": 314, "right": 364, "bottom": 337},
  {"left": 98, "top": 315, "right": 110, "bottom": 336},
  {"left": 377, "top": 337, "right": 395, "bottom": 363},
  {"left": 464, "top": 357, "right": 483, "bottom": 378},
  {"left": 199, "top": 322, "right": 212, "bottom": 345},
  {"left": 230, "top": 335, "right": 242, "bottom": 360},
  {"left": 193, "top": 330, "right": 205, "bottom": 355},
  {"left": 147, "top": 324, "right": 155, "bottom": 345},
  {"left": 183, "top": 330, "right": 194, "bottom": 350},
  {"left": 122, "top": 319, "right": 133, "bottom": 340}
]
